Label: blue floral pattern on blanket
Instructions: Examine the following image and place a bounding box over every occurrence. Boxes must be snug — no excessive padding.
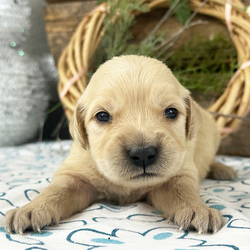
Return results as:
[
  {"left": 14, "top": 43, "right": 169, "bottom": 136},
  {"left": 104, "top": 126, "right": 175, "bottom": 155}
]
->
[{"left": 0, "top": 140, "right": 250, "bottom": 250}]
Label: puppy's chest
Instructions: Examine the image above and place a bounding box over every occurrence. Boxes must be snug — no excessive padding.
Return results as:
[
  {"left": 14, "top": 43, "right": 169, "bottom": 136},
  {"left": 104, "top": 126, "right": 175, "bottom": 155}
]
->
[{"left": 96, "top": 186, "right": 149, "bottom": 205}]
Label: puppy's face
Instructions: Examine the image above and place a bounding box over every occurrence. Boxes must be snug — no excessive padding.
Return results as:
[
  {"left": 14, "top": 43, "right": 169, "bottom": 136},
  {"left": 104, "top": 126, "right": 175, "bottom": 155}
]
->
[{"left": 71, "top": 56, "right": 201, "bottom": 188}]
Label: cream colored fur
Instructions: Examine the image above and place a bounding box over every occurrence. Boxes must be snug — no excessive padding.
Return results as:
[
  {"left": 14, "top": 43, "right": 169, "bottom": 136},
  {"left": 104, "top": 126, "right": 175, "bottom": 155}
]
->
[{"left": 5, "top": 55, "right": 237, "bottom": 234}]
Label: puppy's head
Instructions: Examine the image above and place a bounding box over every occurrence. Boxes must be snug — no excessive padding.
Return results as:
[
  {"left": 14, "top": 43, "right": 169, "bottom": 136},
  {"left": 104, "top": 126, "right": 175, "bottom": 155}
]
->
[{"left": 70, "top": 55, "right": 201, "bottom": 188}]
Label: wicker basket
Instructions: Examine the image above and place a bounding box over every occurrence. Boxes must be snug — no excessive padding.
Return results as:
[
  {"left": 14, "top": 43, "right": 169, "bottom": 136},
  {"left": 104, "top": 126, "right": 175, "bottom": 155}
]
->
[{"left": 58, "top": 0, "right": 250, "bottom": 136}]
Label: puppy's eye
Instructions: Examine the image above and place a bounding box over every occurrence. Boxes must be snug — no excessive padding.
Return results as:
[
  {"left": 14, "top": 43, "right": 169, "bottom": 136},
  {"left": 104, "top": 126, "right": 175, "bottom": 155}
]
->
[
  {"left": 95, "top": 112, "right": 111, "bottom": 123},
  {"left": 164, "top": 108, "right": 178, "bottom": 119}
]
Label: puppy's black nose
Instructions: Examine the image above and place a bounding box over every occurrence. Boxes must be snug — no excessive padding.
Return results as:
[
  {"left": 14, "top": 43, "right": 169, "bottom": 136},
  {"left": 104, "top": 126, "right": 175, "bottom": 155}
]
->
[{"left": 128, "top": 146, "right": 157, "bottom": 169}]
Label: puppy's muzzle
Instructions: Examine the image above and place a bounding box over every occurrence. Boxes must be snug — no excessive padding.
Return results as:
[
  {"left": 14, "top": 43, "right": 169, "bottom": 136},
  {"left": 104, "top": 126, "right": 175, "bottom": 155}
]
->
[{"left": 128, "top": 146, "right": 157, "bottom": 170}]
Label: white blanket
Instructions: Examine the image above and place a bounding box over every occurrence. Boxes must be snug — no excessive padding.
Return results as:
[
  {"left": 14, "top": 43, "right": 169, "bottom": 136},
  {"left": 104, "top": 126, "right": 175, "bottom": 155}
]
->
[{"left": 0, "top": 141, "right": 249, "bottom": 250}]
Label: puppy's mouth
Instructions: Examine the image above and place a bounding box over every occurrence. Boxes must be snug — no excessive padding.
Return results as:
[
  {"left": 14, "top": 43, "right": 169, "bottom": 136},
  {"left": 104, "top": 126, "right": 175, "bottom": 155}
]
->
[{"left": 131, "top": 172, "right": 160, "bottom": 180}]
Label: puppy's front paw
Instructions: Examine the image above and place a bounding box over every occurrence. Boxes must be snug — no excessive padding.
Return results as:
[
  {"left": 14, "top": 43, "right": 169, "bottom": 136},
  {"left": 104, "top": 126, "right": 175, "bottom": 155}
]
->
[
  {"left": 173, "top": 205, "right": 223, "bottom": 234},
  {"left": 5, "top": 204, "right": 60, "bottom": 234}
]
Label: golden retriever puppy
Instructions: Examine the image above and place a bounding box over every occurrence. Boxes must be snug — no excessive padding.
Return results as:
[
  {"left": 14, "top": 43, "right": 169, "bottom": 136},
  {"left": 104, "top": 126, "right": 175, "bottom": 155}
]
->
[{"left": 5, "top": 55, "right": 237, "bottom": 235}]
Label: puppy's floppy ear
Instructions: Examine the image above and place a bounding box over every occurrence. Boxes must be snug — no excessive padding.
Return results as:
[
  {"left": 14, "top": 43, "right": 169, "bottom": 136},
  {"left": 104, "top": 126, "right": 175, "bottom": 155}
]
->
[
  {"left": 184, "top": 96, "right": 202, "bottom": 140},
  {"left": 69, "top": 103, "right": 88, "bottom": 149}
]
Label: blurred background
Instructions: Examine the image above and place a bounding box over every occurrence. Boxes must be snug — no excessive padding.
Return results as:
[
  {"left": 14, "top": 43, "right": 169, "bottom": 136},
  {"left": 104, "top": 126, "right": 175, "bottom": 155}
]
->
[{"left": 0, "top": 0, "right": 70, "bottom": 146}]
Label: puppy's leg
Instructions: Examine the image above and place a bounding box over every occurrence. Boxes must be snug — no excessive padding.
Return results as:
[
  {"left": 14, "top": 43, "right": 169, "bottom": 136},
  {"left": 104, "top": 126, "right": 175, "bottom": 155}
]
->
[
  {"left": 5, "top": 174, "right": 97, "bottom": 234},
  {"left": 147, "top": 174, "right": 222, "bottom": 233},
  {"left": 207, "top": 162, "right": 238, "bottom": 180}
]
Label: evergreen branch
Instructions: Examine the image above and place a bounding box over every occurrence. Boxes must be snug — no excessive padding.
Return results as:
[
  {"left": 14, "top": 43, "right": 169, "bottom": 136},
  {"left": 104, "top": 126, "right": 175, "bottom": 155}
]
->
[
  {"left": 156, "top": 0, "right": 209, "bottom": 60},
  {"left": 148, "top": 0, "right": 181, "bottom": 37}
]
